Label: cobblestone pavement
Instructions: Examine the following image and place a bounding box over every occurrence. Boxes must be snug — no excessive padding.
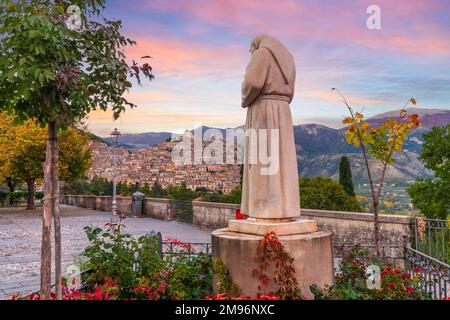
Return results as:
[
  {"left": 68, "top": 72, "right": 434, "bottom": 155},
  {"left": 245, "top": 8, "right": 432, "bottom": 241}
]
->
[{"left": 0, "top": 205, "right": 211, "bottom": 299}]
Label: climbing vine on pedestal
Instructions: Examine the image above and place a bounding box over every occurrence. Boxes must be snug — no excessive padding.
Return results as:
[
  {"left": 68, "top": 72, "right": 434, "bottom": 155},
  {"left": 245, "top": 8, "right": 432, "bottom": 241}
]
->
[{"left": 253, "top": 231, "right": 303, "bottom": 300}]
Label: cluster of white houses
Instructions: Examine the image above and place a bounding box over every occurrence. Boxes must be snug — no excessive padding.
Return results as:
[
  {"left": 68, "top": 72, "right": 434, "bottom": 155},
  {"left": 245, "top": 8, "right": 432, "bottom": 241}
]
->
[{"left": 87, "top": 140, "right": 241, "bottom": 194}]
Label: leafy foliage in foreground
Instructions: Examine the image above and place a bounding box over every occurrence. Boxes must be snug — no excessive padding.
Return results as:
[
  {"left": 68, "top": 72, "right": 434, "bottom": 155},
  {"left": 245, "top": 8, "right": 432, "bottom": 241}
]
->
[
  {"left": 212, "top": 257, "right": 240, "bottom": 296},
  {"left": 310, "top": 246, "right": 431, "bottom": 300},
  {"left": 0, "top": 0, "right": 154, "bottom": 298},
  {"left": 12, "top": 233, "right": 434, "bottom": 300},
  {"left": 0, "top": 0, "right": 154, "bottom": 125},
  {"left": 80, "top": 223, "right": 212, "bottom": 300}
]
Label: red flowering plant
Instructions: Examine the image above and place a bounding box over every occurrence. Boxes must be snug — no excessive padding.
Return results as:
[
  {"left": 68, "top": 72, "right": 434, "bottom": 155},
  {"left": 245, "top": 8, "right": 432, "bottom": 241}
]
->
[
  {"left": 130, "top": 283, "right": 162, "bottom": 300},
  {"left": 164, "top": 237, "right": 197, "bottom": 254},
  {"left": 378, "top": 266, "right": 430, "bottom": 300},
  {"left": 310, "top": 246, "right": 431, "bottom": 300},
  {"left": 205, "top": 293, "right": 250, "bottom": 300},
  {"left": 235, "top": 209, "right": 249, "bottom": 220},
  {"left": 12, "top": 228, "right": 213, "bottom": 300},
  {"left": 76, "top": 223, "right": 212, "bottom": 300},
  {"left": 11, "top": 278, "right": 120, "bottom": 300},
  {"left": 79, "top": 223, "right": 163, "bottom": 298},
  {"left": 12, "top": 276, "right": 184, "bottom": 301},
  {"left": 205, "top": 292, "right": 280, "bottom": 300}
]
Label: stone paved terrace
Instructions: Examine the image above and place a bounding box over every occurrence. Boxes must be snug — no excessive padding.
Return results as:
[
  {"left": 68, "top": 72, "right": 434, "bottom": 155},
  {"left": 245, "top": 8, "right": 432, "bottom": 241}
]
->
[{"left": 0, "top": 205, "right": 211, "bottom": 300}]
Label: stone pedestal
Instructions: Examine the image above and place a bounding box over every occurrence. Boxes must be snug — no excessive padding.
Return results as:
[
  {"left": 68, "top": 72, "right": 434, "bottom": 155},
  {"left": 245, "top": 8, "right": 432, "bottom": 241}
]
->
[
  {"left": 212, "top": 219, "right": 334, "bottom": 299},
  {"left": 228, "top": 218, "right": 317, "bottom": 235}
]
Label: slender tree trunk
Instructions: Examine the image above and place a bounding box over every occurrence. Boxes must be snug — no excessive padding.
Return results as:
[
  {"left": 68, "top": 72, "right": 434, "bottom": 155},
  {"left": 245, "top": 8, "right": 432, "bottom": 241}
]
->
[
  {"left": 40, "top": 121, "right": 62, "bottom": 300},
  {"left": 50, "top": 121, "right": 62, "bottom": 300},
  {"left": 359, "top": 145, "right": 380, "bottom": 257},
  {"left": 373, "top": 201, "right": 380, "bottom": 256},
  {"left": 373, "top": 145, "right": 396, "bottom": 258},
  {"left": 26, "top": 178, "right": 35, "bottom": 210},
  {"left": 6, "top": 177, "right": 15, "bottom": 193},
  {"left": 6, "top": 177, "right": 15, "bottom": 206},
  {"left": 41, "top": 124, "right": 55, "bottom": 299}
]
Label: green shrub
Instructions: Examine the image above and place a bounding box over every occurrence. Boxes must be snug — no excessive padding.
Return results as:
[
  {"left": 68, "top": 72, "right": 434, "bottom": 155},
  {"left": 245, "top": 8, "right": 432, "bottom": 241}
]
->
[
  {"left": 0, "top": 189, "right": 8, "bottom": 207},
  {"left": 166, "top": 182, "right": 199, "bottom": 200},
  {"left": 310, "top": 246, "right": 431, "bottom": 300},
  {"left": 300, "top": 177, "right": 362, "bottom": 212},
  {"left": 80, "top": 224, "right": 212, "bottom": 300},
  {"left": 408, "top": 125, "right": 450, "bottom": 220},
  {"left": 34, "top": 191, "right": 44, "bottom": 202},
  {"left": 201, "top": 177, "right": 363, "bottom": 213},
  {"left": 201, "top": 186, "right": 241, "bottom": 204},
  {"left": 62, "top": 176, "right": 113, "bottom": 196},
  {"left": 8, "top": 190, "right": 27, "bottom": 206},
  {"left": 142, "top": 181, "right": 169, "bottom": 198}
]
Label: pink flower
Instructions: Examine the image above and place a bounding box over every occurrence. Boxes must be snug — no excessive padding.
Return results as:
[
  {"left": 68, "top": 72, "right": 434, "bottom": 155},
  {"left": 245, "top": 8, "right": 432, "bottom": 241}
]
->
[{"left": 257, "top": 293, "right": 280, "bottom": 300}]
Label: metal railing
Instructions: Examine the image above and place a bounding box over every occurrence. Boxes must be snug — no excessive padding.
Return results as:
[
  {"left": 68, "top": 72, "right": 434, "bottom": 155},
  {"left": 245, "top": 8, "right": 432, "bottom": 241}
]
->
[
  {"left": 170, "top": 199, "right": 194, "bottom": 224},
  {"left": 413, "top": 217, "right": 449, "bottom": 263},
  {"left": 404, "top": 246, "right": 450, "bottom": 300},
  {"left": 6, "top": 240, "right": 449, "bottom": 300},
  {"left": 331, "top": 241, "right": 450, "bottom": 299},
  {"left": 332, "top": 244, "right": 405, "bottom": 268},
  {"left": 162, "top": 241, "right": 211, "bottom": 258},
  {"left": 157, "top": 240, "right": 450, "bottom": 299}
]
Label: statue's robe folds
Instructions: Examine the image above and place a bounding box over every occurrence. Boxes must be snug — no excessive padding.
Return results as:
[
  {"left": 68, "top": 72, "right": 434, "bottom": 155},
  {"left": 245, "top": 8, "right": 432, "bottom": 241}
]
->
[{"left": 241, "top": 36, "right": 300, "bottom": 219}]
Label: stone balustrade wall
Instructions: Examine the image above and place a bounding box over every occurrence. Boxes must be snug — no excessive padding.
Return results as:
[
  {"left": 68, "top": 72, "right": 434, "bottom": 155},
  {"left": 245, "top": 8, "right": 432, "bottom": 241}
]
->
[
  {"left": 144, "top": 198, "right": 172, "bottom": 221},
  {"left": 60, "top": 195, "right": 413, "bottom": 247},
  {"left": 192, "top": 201, "right": 238, "bottom": 230},
  {"left": 192, "top": 201, "right": 412, "bottom": 248},
  {"left": 59, "top": 195, "right": 172, "bottom": 221}
]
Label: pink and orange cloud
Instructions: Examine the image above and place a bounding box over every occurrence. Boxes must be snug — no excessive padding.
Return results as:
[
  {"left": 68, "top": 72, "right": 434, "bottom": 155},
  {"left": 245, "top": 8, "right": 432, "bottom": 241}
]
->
[{"left": 87, "top": 0, "right": 450, "bottom": 136}]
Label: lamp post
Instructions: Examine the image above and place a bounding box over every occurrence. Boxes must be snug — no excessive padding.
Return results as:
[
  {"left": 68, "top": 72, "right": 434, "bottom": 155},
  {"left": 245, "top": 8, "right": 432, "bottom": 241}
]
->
[{"left": 110, "top": 128, "right": 121, "bottom": 223}]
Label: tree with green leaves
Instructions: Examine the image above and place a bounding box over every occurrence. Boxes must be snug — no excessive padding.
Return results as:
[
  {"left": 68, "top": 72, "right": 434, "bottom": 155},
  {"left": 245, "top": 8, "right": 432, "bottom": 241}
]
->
[
  {"left": 0, "top": 113, "right": 92, "bottom": 209},
  {"left": 88, "top": 176, "right": 113, "bottom": 196},
  {"left": 200, "top": 186, "right": 242, "bottom": 204},
  {"left": 339, "top": 156, "right": 356, "bottom": 197},
  {"left": 139, "top": 182, "right": 151, "bottom": 196},
  {"left": 62, "top": 176, "right": 113, "bottom": 196},
  {"left": 0, "top": 0, "right": 153, "bottom": 299},
  {"left": 117, "top": 181, "right": 133, "bottom": 196},
  {"left": 0, "top": 115, "right": 21, "bottom": 202},
  {"left": 166, "top": 182, "right": 199, "bottom": 200},
  {"left": 148, "top": 181, "right": 169, "bottom": 198},
  {"left": 300, "top": 177, "right": 362, "bottom": 212},
  {"left": 333, "top": 88, "right": 420, "bottom": 255},
  {"left": 408, "top": 124, "right": 450, "bottom": 220}
]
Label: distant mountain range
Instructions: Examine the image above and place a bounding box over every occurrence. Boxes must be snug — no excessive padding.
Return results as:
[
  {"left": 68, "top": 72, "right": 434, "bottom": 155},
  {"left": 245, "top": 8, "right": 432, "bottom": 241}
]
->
[
  {"left": 102, "top": 131, "right": 172, "bottom": 149},
  {"left": 97, "top": 108, "right": 450, "bottom": 183}
]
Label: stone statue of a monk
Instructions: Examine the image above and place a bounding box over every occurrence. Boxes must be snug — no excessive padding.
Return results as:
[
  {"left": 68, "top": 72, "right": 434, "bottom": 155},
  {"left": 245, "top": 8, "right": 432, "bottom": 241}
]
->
[
  {"left": 241, "top": 34, "right": 300, "bottom": 220},
  {"left": 214, "top": 42, "right": 333, "bottom": 295}
]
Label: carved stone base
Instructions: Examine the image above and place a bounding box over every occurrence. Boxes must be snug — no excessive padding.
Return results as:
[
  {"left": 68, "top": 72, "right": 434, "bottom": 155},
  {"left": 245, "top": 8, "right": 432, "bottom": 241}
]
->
[
  {"left": 228, "top": 218, "right": 317, "bottom": 236},
  {"left": 211, "top": 228, "right": 334, "bottom": 299}
]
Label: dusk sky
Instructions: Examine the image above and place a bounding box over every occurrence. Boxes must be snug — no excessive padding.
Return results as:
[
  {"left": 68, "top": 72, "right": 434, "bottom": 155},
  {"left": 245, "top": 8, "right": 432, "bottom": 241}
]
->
[{"left": 86, "top": 0, "right": 450, "bottom": 136}]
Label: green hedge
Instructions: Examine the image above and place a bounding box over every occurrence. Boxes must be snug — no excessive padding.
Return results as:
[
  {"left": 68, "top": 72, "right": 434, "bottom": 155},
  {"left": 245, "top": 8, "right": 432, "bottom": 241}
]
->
[{"left": 0, "top": 190, "right": 44, "bottom": 207}]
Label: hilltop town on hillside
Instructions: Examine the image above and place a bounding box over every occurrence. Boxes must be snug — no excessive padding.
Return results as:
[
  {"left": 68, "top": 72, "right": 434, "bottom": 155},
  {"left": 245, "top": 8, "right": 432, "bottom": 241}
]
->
[{"left": 87, "top": 139, "right": 241, "bottom": 194}]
